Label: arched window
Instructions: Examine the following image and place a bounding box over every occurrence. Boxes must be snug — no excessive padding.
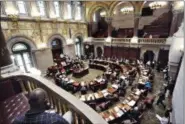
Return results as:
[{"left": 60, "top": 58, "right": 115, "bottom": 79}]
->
[
  {"left": 16, "top": 1, "right": 27, "bottom": 15},
  {"left": 75, "top": 37, "right": 82, "bottom": 57},
  {"left": 74, "top": 2, "right": 82, "bottom": 20},
  {"left": 53, "top": 1, "right": 60, "bottom": 17},
  {"left": 37, "top": 1, "right": 46, "bottom": 17},
  {"left": 64, "top": 1, "right": 72, "bottom": 19},
  {"left": 51, "top": 39, "right": 63, "bottom": 61},
  {"left": 12, "top": 42, "right": 33, "bottom": 73}
]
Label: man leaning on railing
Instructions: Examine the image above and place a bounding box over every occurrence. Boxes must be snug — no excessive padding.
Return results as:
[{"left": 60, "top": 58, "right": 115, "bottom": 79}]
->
[{"left": 13, "top": 88, "right": 72, "bottom": 124}]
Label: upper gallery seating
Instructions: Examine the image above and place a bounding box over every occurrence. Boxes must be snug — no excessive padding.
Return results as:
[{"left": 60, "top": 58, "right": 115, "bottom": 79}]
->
[{"left": 143, "top": 11, "right": 172, "bottom": 37}]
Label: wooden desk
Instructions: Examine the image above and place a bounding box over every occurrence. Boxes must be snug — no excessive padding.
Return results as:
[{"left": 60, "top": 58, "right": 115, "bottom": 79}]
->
[
  {"left": 73, "top": 67, "right": 89, "bottom": 78},
  {"left": 107, "top": 87, "right": 117, "bottom": 94}
]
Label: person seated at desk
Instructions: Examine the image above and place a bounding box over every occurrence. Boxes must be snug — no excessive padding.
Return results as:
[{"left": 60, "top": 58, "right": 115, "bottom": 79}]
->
[
  {"left": 105, "top": 94, "right": 119, "bottom": 102},
  {"left": 144, "top": 81, "right": 152, "bottom": 92},
  {"left": 119, "top": 79, "right": 126, "bottom": 88},
  {"left": 96, "top": 101, "right": 111, "bottom": 112},
  {"left": 117, "top": 87, "right": 126, "bottom": 97},
  {"left": 80, "top": 82, "right": 87, "bottom": 95}
]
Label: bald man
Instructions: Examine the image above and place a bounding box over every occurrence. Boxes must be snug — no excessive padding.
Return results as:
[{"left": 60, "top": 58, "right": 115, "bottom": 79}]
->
[{"left": 13, "top": 88, "right": 70, "bottom": 124}]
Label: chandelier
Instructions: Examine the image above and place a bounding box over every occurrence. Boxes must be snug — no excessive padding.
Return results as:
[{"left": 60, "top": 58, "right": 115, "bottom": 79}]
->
[
  {"left": 120, "top": 7, "right": 134, "bottom": 15},
  {"left": 149, "top": 1, "right": 167, "bottom": 9}
]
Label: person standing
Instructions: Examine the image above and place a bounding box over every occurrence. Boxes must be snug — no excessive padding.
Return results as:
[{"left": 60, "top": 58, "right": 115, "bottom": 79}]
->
[
  {"left": 13, "top": 88, "right": 71, "bottom": 124},
  {"left": 156, "top": 91, "right": 166, "bottom": 109}
]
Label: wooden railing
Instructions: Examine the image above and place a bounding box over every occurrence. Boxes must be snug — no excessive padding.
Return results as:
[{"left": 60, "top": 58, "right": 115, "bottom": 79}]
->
[
  {"left": 3, "top": 73, "right": 107, "bottom": 124},
  {"left": 90, "top": 37, "right": 167, "bottom": 45}
]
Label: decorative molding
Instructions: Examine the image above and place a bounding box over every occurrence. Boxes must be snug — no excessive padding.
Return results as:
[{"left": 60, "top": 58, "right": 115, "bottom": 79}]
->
[{"left": 1, "top": 16, "right": 86, "bottom": 24}]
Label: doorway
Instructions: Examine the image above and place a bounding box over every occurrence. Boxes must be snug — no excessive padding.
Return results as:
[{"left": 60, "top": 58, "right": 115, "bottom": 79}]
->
[
  {"left": 97, "top": 46, "right": 103, "bottom": 58},
  {"left": 143, "top": 50, "right": 155, "bottom": 64},
  {"left": 51, "top": 38, "right": 63, "bottom": 61}
]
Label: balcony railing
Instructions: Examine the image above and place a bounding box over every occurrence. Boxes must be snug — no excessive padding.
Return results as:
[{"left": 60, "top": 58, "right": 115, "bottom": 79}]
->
[
  {"left": 3, "top": 73, "right": 107, "bottom": 124},
  {"left": 112, "top": 38, "right": 131, "bottom": 44},
  {"left": 138, "top": 38, "right": 166, "bottom": 44},
  {"left": 89, "top": 37, "right": 167, "bottom": 45}
]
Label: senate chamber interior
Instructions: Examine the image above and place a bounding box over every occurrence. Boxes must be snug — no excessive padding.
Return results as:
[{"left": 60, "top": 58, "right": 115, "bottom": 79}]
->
[{"left": 0, "top": 1, "right": 184, "bottom": 124}]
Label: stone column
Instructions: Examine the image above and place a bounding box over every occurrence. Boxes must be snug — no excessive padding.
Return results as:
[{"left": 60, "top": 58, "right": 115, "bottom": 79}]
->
[
  {"left": 133, "top": 14, "right": 141, "bottom": 37},
  {"left": 105, "top": 17, "right": 113, "bottom": 37},
  {"left": 88, "top": 22, "right": 92, "bottom": 37}
]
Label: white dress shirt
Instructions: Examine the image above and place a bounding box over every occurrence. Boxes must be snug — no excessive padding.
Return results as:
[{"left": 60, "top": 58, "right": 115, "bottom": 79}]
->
[{"left": 156, "top": 114, "right": 168, "bottom": 124}]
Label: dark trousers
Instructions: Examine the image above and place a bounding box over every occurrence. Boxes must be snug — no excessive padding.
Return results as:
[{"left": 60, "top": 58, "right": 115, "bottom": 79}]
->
[{"left": 156, "top": 98, "right": 165, "bottom": 108}]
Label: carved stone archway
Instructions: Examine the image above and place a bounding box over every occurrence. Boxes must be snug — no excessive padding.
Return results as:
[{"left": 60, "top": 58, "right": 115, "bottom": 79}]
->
[
  {"left": 47, "top": 34, "right": 66, "bottom": 48},
  {"left": 87, "top": 2, "right": 109, "bottom": 22},
  {"left": 6, "top": 35, "right": 37, "bottom": 54}
]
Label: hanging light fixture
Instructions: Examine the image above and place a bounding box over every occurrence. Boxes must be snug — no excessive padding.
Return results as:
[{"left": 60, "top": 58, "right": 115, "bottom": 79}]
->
[
  {"left": 149, "top": 1, "right": 167, "bottom": 10},
  {"left": 100, "top": 11, "right": 106, "bottom": 17},
  {"left": 120, "top": 6, "right": 133, "bottom": 15}
]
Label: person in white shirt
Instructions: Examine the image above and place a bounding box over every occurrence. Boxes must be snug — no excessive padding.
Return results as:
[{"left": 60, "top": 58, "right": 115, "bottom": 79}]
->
[{"left": 156, "top": 112, "right": 169, "bottom": 124}]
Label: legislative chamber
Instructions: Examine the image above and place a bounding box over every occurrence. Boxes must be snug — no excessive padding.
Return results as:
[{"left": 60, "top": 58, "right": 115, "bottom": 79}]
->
[{"left": 0, "top": 1, "right": 184, "bottom": 124}]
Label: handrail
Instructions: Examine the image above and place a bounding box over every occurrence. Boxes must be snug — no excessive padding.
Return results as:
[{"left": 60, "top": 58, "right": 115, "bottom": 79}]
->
[
  {"left": 91, "top": 37, "right": 167, "bottom": 45},
  {"left": 138, "top": 38, "right": 166, "bottom": 44},
  {"left": 3, "top": 73, "right": 108, "bottom": 124}
]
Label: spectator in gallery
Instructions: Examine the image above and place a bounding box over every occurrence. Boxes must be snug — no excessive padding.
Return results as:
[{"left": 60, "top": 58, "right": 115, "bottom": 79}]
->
[{"left": 13, "top": 88, "right": 72, "bottom": 124}]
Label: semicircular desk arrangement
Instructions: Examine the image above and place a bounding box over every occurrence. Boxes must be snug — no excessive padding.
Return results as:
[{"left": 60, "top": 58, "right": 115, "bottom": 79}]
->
[{"left": 47, "top": 58, "right": 153, "bottom": 124}]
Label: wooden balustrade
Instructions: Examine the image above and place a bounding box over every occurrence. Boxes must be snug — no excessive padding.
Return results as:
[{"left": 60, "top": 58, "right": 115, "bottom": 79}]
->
[{"left": 3, "top": 73, "right": 107, "bottom": 124}]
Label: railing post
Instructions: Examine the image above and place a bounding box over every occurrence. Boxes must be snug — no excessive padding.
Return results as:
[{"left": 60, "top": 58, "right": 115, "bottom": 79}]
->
[{"left": 19, "top": 79, "right": 27, "bottom": 93}]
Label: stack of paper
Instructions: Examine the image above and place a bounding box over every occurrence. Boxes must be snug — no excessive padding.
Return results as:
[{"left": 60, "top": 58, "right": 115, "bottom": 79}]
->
[
  {"left": 128, "top": 100, "right": 136, "bottom": 107},
  {"left": 80, "top": 95, "right": 86, "bottom": 101},
  {"left": 112, "top": 84, "right": 118, "bottom": 89}
]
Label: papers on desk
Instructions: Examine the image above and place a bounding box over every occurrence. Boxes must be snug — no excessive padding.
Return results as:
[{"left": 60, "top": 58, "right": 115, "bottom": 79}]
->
[
  {"left": 122, "top": 99, "right": 129, "bottom": 104},
  {"left": 94, "top": 93, "right": 99, "bottom": 99},
  {"left": 103, "top": 92, "right": 109, "bottom": 97},
  {"left": 114, "top": 107, "right": 124, "bottom": 117},
  {"left": 120, "top": 75, "right": 126, "bottom": 80},
  {"left": 112, "top": 84, "right": 118, "bottom": 89},
  {"left": 128, "top": 100, "right": 136, "bottom": 107},
  {"left": 102, "top": 89, "right": 107, "bottom": 94},
  {"left": 109, "top": 115, "right": 115, "bottom": 120},
  {"left": 87, "top": 94, "right": 95, "bottom": 101},
  {"left": 95, "top": 78, "right": 103, "bottom": 83},
  {"left": 135, "top": 89, "right": 141, "bottom": 95},
  {"left": 80, "top": 95, "right": 86, "bottom": 101}
]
